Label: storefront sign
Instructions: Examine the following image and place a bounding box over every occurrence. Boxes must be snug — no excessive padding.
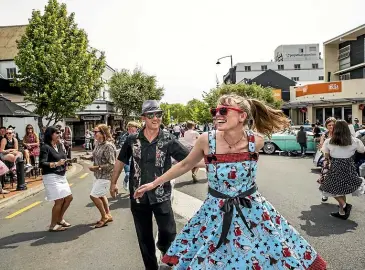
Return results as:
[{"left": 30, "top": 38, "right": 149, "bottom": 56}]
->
[
  {"left": 81, "top": 115, "right": 102, "bottom": 121},
  {"left": 296, "top": 82, "right": 342, "bottom": 97},
  {"left": 272, "top": 89, "right": 282, "bottom": 100}
]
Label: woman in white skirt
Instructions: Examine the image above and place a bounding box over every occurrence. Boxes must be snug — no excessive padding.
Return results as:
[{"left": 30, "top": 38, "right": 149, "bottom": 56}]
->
[
  {"left": 89, "top": 124, "right": 116, "bottom": 228},
  {"left": 320, "top": 120, "right": 365, "bottom": 220},
  {"left": 39, "top": 126, "right": 73, "bottom": 232}
]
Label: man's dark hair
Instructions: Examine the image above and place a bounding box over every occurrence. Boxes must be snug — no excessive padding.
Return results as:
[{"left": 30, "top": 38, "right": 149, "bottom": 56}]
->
[
  {"left": 0, "top": 127, "right": 5, "bottom": 130},
  {"left": 346, "top": 118, "right": 352, "bottom": 124},
  {"left": 330, "top": 120, "right": 352, "bottom": 146},
  {"left": 44, "top": 126, "right": 59, "bottom": 146}
]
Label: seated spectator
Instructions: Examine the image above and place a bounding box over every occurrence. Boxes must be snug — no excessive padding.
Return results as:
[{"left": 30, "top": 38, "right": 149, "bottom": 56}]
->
[
  {"left": 23, "top": 124, "right": 40, "bottom": 172},
  {"left": 0, "top": 128, "right": 25, "bottom": 173}
]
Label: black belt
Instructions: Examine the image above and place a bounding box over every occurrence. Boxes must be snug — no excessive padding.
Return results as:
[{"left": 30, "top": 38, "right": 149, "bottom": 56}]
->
[{"left": 208, "top": 185, "right": 257, "bottom": 250}]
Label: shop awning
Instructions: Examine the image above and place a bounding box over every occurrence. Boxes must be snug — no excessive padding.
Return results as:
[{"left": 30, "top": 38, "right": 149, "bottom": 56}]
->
[{"left": 283, "top": 98, "right": 365, "bottom": 109}]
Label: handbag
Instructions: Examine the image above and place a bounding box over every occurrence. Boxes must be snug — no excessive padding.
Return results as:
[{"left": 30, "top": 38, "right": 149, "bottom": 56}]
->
[{"left": 0, "top": 160, "right": 10, "bottom": 176}]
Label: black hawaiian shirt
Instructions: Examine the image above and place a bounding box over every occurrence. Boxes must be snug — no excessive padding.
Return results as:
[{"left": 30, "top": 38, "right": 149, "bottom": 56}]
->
[{"left": 118, "top": 128, "right": 189, "bottom": 204}]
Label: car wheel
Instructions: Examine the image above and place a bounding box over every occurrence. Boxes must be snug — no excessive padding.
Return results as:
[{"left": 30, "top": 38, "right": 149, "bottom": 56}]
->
[{"left": 263, "top": 142, "right": 276, "bottom": 155}]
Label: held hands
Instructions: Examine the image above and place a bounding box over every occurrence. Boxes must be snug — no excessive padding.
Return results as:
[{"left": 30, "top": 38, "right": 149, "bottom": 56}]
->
[
  {"left": 58, "top": 159, "right": 66, "bottom": 166},
  {"left": 134, "top": 182, "right": 156, "bottom": 199},
  {"left": 88, "top": 166, "right": 98, "bottom": 172},
  {"left": 110, "top": 183, "right": 119, "bottom": 199}
]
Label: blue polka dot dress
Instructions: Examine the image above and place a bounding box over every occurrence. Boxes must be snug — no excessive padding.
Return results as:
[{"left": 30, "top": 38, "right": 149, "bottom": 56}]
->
[{"left": 162, "top": 130, "right": 326, "bottom": 269}]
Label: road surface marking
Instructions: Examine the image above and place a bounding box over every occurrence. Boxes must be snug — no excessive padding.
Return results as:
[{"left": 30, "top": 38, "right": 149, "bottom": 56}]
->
[
  {"left": 5, "top": 201, "right": 42, "bottom": 219},
  {"left": 69, "top": 183, "right": 74, "bottom": 187},
  {"left": 79, "top": 173, "right": 89, "bottom": 179}
]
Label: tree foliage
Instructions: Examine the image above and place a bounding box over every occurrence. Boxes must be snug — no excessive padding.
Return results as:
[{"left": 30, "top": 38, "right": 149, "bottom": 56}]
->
[
  {"left": 109, "top": 68, "right": 164, "bottom": 128},
  {"left": 14, "top": 0, "right": 106, "bottom": 127},
  {"left": 160, "top": 99, "right": 212, "bottom": 126},
  {"left": 203, "top": 83, "right": 282, "bottom": 109}
]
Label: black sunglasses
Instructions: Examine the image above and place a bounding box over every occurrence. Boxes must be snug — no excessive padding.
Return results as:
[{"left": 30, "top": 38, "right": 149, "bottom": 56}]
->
[
  {"left": 145, "top": 112, "right": 163, "bottom": 119},
  {"left": 210, "top": 106, "right": 244, "bottom": 117}
]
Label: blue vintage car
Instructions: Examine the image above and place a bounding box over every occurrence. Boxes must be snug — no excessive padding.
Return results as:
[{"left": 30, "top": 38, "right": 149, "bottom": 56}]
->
[{"left": 262, "top": 127, "right": 326, "bottom": 155}]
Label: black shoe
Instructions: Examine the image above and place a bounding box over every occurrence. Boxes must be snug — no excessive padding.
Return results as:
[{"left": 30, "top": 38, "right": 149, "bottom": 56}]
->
[
  {"left": 321, "top": 196, "right": 328, "bottom": 202},
  {"left": 344, "top": 204, "right": 352, "bottom": 217},
  {"left": 330, "top": 211, "right": 348, "bottom": 220}
]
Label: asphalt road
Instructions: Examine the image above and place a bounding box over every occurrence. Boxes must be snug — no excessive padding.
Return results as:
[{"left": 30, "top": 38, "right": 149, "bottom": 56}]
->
[
  {"left": 174, "top": 154, "right": 365, "bottom": 270},
  {"left": 0, "top": 162, "right": 186, "bottom": 270},
  {"left": 1, "top": 155, "right": 365, "bottom": 270}
]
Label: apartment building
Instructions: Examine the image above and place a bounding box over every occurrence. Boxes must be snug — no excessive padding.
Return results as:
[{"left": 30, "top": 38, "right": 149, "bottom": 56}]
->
[{"left": 285, "top": 24, "right": 365, "bottom": 125}]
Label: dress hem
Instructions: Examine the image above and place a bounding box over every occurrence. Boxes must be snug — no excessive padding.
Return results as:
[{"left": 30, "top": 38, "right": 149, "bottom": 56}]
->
[{"left": 161, "top": 254, "right": 327, "bottom": 269}]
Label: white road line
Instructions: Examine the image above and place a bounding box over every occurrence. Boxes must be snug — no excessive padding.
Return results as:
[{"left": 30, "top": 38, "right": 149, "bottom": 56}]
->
[{"left": 172, "top": 189, "right": 203, "bottom": 220}]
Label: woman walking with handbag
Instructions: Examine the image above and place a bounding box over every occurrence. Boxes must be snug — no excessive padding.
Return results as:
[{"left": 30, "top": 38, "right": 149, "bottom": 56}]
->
[
  {"left": 89, "top": 124, "right": 116, "bottom": 228},
  {"left": 39, "top": 126, "right": 73, "bottom": 232}
]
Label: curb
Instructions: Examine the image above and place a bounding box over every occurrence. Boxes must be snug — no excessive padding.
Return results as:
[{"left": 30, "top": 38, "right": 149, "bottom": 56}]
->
[{"left": 0, "top": 163, "right": 84, "bottom": 210}]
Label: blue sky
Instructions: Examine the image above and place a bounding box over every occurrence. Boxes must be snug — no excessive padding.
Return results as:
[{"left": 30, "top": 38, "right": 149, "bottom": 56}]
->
[{"left": 1, "top": 0, "right": 365, "bottom": 103}]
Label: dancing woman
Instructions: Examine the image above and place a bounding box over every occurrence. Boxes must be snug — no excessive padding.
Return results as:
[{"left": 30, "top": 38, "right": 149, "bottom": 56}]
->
[
  {"left": 89, "top": 124, "right": 116, "bottom": 228},
  {"left": 39, "top": 126, "right": 73, "bottom": 232},
  {"left": 319, "top": 120, "right": 365, "bottom": 220},
  {"left": 318, "top": 117, "right": 336, "bottom": 202},
  {"left": 135, "top": 94, "right": 327, "bottom": 269}
]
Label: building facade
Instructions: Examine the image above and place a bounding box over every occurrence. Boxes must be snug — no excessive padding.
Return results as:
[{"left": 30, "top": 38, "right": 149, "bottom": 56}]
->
[
  {"left": 224, "top": 44, "right": 324, "bottom": 85},
  {"left": 285, "top": 24, "right": 365, "bottom": 125}
]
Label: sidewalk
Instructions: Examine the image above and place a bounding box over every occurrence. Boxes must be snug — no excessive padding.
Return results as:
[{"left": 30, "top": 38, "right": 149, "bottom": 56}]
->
[{"left": 0, "top": 162, "right": 84, "bottom": 210}]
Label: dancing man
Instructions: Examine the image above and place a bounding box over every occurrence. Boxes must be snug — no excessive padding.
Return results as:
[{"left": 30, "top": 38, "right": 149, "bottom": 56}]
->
[
  {"left": 110, "top": 100, "right": 190, "bottom": 270},
  {"left": 134, "top": 94, "right": 327, "bottom": 269}
]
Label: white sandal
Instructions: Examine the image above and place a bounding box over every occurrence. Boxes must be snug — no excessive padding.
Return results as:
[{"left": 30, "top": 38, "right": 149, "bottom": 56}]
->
[
  {"left": 49, "top": 224, "right": 67, "bottom": 232},
  {"left": 57, "top": 219, "right": 72, "bottom": 227}
]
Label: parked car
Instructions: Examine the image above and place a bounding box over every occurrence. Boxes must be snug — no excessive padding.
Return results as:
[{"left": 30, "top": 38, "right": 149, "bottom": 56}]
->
[{"left": 262, "top": 128, "right": 325, "bottom": 155}]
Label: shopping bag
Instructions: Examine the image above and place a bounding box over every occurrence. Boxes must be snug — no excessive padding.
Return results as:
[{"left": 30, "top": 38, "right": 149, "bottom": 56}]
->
[{"left": 0, "top": 160, "right": 10, "bottom": 176}]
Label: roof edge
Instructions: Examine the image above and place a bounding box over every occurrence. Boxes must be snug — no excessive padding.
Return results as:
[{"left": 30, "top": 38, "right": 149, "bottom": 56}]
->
[{"left": 324, "top": 24, "right": 365, "bottom": 45}]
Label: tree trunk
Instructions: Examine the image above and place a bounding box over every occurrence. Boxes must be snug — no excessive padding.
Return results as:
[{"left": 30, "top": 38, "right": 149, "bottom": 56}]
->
[{"left": 37, "top": 117, "right": 43, "bottom": 130}]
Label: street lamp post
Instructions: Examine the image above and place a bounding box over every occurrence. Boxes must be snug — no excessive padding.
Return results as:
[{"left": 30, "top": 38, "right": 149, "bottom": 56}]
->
[
  {"left": 216, "top": 55, "right": 233, "bottom": 68},
  {"left": 216, "top": 55, "right": 235, "bottom": 84}
]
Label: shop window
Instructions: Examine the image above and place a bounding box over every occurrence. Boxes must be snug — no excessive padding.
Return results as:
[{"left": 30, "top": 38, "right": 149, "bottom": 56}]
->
[
  {"left": 315, "top": 108, "right": 324, "bottom": 125},
  {"left": 278, "top": 65, "right": 284, "bottom": 70},
  {"left": 344, "top": 107, "right": 352, "bottom": 122},
  {"left": 245, "top": 66, "right": 251, "bottom": 72},
  {"left": 325, "top": 108, "right": 332, "bottom": 121},
  {"left": 334, "top": 107, "right": 342, "bottom": 120},
  {"left": 299, "top": 48, "right": 304, "bottom": 53},
  {"left": 291, "top": 77, "right": 299, "bottom": 82},
  {"left": 319, "top": 76, "right": 324, "bottom": 80},
  {"left": 312, "top": 63, "right": 319, "bottom": 69},
  {"left": 294, "top": 64, "right": 301, "bottom": 70},
  {"left": 261, "top": 65, "right": 267, "bottom": 71}
]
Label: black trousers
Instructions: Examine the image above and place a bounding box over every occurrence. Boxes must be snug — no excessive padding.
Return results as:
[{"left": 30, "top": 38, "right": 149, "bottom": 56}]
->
[
  {"left": 299, "top": 142, "right": 307, "bottom": 154},
  {"left": 131, "top": 200, "right": 176, "bottom": 270}
]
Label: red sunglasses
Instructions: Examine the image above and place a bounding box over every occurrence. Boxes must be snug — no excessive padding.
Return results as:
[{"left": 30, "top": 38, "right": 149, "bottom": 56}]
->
[{"left": 210, "top": 106, "right": 243, "bottom": 117}]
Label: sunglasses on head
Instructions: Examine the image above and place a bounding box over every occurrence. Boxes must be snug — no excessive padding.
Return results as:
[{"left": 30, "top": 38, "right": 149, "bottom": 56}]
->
[
  {"left": 144, "top": 112, "right": 163, "bottom": 119},
  {"left": 94, "top": 130, "right": 102, "bottom": 134},
  {"left": 210, "top": 106, "right": 243, "bottom": 117}
]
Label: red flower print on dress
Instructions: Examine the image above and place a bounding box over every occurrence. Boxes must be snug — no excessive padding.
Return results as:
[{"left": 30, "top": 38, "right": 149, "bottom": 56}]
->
[{"left": 228, "top": 166, "right": 237, "bottom": 179}]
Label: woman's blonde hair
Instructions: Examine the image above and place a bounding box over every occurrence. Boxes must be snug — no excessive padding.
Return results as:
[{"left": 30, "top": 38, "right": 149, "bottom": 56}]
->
[
  {"left": 96, "top": 124, "right": 114, "bottom": 142},
  {"left": 325, "top": 117, "right": 336, "bottom": 128},
  {"left": 217, "top": 94, "right": 289, "bottom": 136}
]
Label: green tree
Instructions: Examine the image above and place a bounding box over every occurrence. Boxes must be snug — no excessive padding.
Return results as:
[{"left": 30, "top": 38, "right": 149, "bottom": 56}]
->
[
  {"left": 186, "top": 99, "right": 211, "bottom": 124},
  {"left": 203, "top": 83, "right": 282, "bottom": 109},
  {"left": 14, "top": 0, "right": 106, "bottom": 127},
  {"left": 109, "top": 68, "right": 164, "bottom": 128}
]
